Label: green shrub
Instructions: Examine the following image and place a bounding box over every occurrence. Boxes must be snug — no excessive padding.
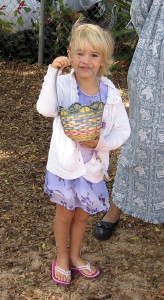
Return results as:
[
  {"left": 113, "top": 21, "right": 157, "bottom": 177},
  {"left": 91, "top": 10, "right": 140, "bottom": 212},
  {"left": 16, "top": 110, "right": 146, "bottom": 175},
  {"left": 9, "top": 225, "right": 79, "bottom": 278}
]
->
[{"left": 0, "top": 28, "right": 38, "bottom": 63}]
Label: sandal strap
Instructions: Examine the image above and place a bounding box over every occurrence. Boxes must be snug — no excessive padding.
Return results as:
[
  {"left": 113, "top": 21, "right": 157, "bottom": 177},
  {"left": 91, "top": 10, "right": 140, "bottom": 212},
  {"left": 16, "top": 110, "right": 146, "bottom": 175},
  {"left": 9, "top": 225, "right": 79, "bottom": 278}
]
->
[
  {"left": 76, "top": 262, "right": 91, "bottom": 272},
  {"left": 55, "top": 266, "right": 71, "bottom": 278}
]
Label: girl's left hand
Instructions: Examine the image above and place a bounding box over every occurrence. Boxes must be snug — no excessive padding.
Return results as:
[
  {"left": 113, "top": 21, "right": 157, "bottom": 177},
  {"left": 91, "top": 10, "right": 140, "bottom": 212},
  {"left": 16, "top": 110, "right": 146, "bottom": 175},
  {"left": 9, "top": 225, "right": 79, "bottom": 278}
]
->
[{"left": 79, "top": 138, "right": 99, "bottom": 149}]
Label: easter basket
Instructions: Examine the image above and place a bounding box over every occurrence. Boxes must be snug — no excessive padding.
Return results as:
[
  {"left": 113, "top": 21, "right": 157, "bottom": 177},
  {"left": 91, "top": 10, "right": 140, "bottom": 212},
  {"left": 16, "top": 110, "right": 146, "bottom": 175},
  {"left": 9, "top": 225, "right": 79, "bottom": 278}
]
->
[{"left": 55, "top": 61, "right": 104, "bottom": 141}]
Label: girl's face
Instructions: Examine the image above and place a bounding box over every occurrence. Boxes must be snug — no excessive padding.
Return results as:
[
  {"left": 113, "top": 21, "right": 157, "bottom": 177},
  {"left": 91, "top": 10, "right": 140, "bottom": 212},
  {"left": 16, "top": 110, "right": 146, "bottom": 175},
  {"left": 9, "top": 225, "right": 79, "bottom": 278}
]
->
[{"left": 68, "top": 40, "right": 103, "bottom": 79}]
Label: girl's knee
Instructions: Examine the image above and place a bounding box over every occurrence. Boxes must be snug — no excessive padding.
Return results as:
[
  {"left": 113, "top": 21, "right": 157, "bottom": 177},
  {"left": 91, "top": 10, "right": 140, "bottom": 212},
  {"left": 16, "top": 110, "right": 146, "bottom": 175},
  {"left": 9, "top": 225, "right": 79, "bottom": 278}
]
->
[
  {"left": 55, "top": 204, "right": 75, "bottom": 223},
  {"left": 74, "top": 208, "right": 89, "bottom": 224}
]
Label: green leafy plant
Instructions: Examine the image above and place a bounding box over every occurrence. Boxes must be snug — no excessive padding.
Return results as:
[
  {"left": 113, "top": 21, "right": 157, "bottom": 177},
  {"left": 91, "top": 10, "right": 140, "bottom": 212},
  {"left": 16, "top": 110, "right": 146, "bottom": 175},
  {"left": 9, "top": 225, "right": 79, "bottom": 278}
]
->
[
  {"left": 38, "top": 0, "right": 80, "bottom": 64},
  {"left": 0, "top": 5, "right": 14, "bottom": 31},
  {"left": 0, "top": 2, "right": 29, "bottom": 30},
  {"left": 0, "top": 0, "right": 80, "bottom": 64}
]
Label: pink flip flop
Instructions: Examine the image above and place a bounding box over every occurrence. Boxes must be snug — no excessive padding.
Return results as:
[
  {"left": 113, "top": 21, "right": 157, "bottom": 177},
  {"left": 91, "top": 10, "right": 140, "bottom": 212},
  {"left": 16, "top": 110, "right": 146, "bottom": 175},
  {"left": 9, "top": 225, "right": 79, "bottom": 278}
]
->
[
  {"left": 70, "top": 261, "right": 100, "bottom": 278},
  {"left": 52, "top": 261, "right": 71, "bottom": 285}
]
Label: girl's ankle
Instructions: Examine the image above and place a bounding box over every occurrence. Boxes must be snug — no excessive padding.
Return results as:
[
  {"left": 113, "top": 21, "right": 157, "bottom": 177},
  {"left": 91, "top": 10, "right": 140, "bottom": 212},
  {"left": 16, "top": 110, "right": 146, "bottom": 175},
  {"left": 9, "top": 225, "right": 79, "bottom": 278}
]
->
[
  {"left": 56, "top": 253, "right": 69, "bottom": 266},
  {"left": 69, "top": 255, "right": 85, "bottom": 267}
]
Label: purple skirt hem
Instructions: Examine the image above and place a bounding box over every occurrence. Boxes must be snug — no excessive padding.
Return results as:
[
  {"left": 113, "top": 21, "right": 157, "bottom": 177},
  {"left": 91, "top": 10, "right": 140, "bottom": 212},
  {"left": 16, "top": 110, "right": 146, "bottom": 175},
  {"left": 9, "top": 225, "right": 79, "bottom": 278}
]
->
[{"left": 44, "top": 171, "right": 110, "bottom": 215}]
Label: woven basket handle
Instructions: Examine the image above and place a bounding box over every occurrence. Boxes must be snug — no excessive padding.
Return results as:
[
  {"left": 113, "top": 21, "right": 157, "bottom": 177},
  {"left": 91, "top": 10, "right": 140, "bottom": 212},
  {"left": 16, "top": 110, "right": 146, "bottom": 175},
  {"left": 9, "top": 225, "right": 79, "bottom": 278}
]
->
[{"left": 54, "top": 60, "right": 102, "bottom": 112}]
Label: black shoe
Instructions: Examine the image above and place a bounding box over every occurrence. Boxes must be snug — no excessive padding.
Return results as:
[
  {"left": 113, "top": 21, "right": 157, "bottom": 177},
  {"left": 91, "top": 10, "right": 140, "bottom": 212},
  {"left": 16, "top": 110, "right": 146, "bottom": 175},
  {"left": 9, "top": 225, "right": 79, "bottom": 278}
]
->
[{"left": 94, "top": 220, "right": 119, "bottom": 241}]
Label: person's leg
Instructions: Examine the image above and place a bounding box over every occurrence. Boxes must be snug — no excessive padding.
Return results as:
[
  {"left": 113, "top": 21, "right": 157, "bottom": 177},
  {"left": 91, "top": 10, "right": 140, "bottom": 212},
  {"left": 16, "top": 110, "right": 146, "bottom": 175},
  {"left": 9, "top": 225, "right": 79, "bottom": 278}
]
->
[
  {"left": 94, "top": 200, "right": 121, "bottom": 240},
  {"left": 69, "top": 208, "right": 97, "bottom": 276},
  {"left": 102, "top": 201, "right": 121, "bottom": 223},
  {"left": 53, "top": 204, "right": 75, "bottom": 283}
]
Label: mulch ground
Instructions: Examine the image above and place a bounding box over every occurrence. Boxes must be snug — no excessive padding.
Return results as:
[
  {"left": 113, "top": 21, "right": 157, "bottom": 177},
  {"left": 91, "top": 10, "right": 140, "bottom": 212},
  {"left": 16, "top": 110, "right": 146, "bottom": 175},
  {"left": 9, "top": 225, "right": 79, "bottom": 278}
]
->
[{"left": 0, "top": 62, "right": 164, "bottom": 300}]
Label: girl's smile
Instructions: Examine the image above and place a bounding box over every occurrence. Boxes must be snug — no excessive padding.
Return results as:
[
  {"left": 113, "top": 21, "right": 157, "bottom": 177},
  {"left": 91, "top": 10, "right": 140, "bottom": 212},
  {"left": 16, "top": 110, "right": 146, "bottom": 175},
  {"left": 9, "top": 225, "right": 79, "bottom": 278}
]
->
[{"left": 79, "top": 65, "right": 90, "bottom": 70}]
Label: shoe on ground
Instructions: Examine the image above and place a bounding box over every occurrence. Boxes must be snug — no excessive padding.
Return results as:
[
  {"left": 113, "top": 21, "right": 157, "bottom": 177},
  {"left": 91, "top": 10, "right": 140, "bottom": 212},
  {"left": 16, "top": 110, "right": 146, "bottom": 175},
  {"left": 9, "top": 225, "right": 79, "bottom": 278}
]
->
[{"left": 94, "top": 220, "right": 119, "bottom": 241}]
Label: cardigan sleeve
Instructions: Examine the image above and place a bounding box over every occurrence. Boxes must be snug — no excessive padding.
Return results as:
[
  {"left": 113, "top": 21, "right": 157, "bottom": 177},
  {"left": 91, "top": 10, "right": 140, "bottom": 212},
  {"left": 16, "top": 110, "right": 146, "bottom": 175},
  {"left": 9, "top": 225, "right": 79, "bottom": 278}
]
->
[
  {"left": 96, "top": 101, "right": 131, "bottom": 152},
  {"left": 36, "top": 65, "right": 61, "bottom": 118}
]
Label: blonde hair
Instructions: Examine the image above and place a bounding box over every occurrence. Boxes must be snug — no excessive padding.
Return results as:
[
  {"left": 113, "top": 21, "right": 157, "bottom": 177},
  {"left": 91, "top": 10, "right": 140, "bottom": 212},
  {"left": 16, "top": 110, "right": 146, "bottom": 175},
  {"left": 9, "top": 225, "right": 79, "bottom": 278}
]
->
[{"left": 68, "top": 21, "right": 114, "bottom": 77}]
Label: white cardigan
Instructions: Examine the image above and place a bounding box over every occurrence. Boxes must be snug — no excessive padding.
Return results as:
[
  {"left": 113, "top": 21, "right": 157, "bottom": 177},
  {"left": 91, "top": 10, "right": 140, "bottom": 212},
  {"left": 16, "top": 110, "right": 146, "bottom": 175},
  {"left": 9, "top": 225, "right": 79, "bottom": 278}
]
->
[{"left": 37, "top": 65, "right": 131, "bottom": 183}]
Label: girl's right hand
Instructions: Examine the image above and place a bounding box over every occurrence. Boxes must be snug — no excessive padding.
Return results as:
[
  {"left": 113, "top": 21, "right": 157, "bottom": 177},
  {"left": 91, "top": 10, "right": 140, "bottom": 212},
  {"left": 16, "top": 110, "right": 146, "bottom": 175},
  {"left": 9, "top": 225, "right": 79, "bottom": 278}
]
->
[
  {"left": 79, "top": 138, "right": 99, "bottom": 149},
  {"left": 51, "top": 56, "right": 71, "bottom": 69}
]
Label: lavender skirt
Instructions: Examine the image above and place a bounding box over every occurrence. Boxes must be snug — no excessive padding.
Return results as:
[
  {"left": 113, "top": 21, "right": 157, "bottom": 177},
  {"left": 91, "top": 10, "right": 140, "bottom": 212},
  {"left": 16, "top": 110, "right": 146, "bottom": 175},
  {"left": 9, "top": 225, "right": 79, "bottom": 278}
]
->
[{"left": 44, "top": 170, "right": 109, "bottom": 215}]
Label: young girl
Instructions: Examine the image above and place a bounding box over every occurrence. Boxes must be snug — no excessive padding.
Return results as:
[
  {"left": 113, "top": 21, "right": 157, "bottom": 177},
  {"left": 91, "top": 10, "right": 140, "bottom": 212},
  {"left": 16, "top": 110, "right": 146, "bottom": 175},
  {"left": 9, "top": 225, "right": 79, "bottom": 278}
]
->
[{"left": 37, "top": 22, "right": 131, "bottom": 285}]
